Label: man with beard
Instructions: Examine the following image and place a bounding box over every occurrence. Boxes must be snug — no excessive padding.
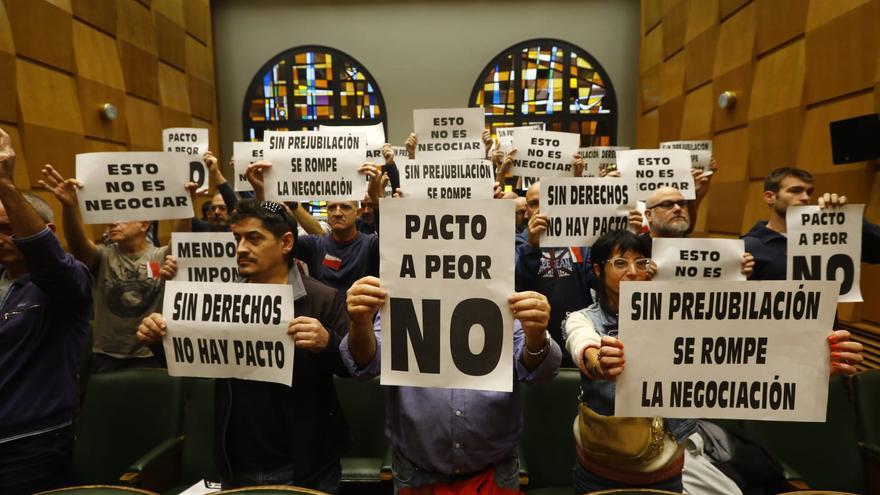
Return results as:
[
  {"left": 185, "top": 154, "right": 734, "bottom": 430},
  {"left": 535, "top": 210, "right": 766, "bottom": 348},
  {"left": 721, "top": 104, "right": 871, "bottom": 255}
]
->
[
  {"left": 743, "top": 167, "right": 880, "bottom": 280},
  {"left": 192, "top": 151, "right": 237, "bottom": 232},
  {"left": 137, "top": 200, "right": 350, "bottom": 491}
]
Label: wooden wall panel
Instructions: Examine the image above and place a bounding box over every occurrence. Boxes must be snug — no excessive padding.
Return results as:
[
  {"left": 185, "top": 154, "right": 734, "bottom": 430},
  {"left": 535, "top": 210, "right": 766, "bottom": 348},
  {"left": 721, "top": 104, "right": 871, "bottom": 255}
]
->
[
  {"left": 0, "top": 52, "right": 16, "bottom": 124},
  {"left": 0, "top": 124, "right": 31, "bottom": 189},
  {"left": 660, "top": 51, "right": 686, "bottom": 103},
  {"left": 185, "top": 35, "right": 213, "bottom": 81},
  {"left": 158, "top": 62, "right": 191, "bottom": 113},
  {"left": 755, "top": 0, "right": 807, "bottom": 56},
  {"left": 0, "top": 0, "right": 15, "bottom": 53},
  {"left": 748, "top": 39, "right": 805, "bottom": 120},
  {"left": 188, "top": 75, "right": 214, "bottom": 122},
  {"left": 77, "top": 78, "right": 129, "bottom": 143},
  {"left": 711, "top": 127, "right": 748, "bottom": 184},
  {"left": 739, "top": 179, "right": 767, "bottom": 234},
  {"left": 641, "top": 24, "right": 664, "bottom": 73},
  {"left": 747, "top": 109, "right": 804, "bottom": 178},
  {"left": 719, "top": 0, "right": 749, "bottom": 20},
  {"left": 117, "top": 0, "right": 156, "bottom": 53},
  {"left": 45, "top": 0, "right": 72, "bottom": 12},
  {"left": 707, "top": 180, "right": 748, "bottom": 234},
  {"left": 16, "top": 59, "right": 84, "bottom": 134},
  {"left": 21, "top": 125, "right": 84, "bottom": 183},
  {"left": 680, "top": 83, "right": 713, "bottom": 138},
  {"left": 712, "top": 63, "right": 752, "bottom": 132},
  {"left": 684, "top": 0, "right": 717, "bottom": 43},
  {"left": 684, "top": 25, "right": 717, "bottom": 90},
  {"left": 154, "top": 11, "right": 185, "bottom": 70},
  {"left": 804, "top": 1, "right": 880, "bottom": 105},
  {"left": 713, "top": 1, "right": 755, "bottom": 77},
  {"left": 658, "top": 96, "right": 684, "bottom": 142},
  {"left": 6, "top": 0, "right": 74, "bottom": 73},
  {"left": 640, "top": 65, "right": 661, "bottom": 112},
  {"left": 73, "top": 0, "right": 117, "bottom": 35},
  {"left": 161, "top": 107, "right": 192, "bottom": 129},
  {"left": 662, "top": 0, "right": 688, "bottom": 58},
  {"left": 73, "top": 21, "right": 126, "bottom": 89},
  {"left": 637, "top": 108, "right": 659, "bottom": 148},
  {"left": 118, "top": 41, "right": 160, "bottom": 102},
  {"left": 183, "top": 0, "right": 210, "bottom": 43},
  {"left": 796, "top": 93, "right": 875, "bottom": 175},
  {"left": 805, "top": 0, "right": 872, "bottom": 31},
  {"left": 125, "top": 95, "right": 162, "bottom": 149}
]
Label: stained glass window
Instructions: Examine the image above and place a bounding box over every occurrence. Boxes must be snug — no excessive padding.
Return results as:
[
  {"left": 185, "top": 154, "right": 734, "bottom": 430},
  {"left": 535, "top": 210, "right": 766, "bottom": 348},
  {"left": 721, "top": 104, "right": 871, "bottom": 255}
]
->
[
  {"left": 470, "top": 39, "right": 617, "bottom": 147},
  {"left": 243, "top": 46, "right": 386, "bottom": 141}
]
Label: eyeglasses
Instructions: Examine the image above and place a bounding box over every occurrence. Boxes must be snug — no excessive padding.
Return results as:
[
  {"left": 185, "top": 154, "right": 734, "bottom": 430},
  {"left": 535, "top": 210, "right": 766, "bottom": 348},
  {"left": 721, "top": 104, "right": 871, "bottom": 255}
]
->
[
  {"left": 606, "top": 257, "right": 652, "bottom": 271},
  {"left": 646, "top": 199, "right": 688, "bottom": 210}
]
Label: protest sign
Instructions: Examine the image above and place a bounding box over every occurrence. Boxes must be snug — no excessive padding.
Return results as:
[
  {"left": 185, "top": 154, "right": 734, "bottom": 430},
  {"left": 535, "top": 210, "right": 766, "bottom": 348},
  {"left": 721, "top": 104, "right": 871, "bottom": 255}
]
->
[
  {"left": 232, "top": 141, "right": 263, "bottom": 192},
  {"left": 76, "top": 152, "right": 192, "bottom": 224},
  {"left": 413, "top": 108, "right": 485, "bottom": 159},
  {"left": 162, "top": 281, "right": 295, "bottom": 385},
  {"left": 262, "top": 130, "right": 365, "bottom": 202},
  {"left": 509, "top": 129, "right": 580, "bottom": 178},
  {"left": 172, "top": 232, "right": 239, "bottom": 283},
  {"left": 379, "top": 198, "right": 514, "bottom": 392},
  {"left": 579, "top": 146, "right": 630, "bottom": 177},
  {"left": 652, "top": 238, "right": 745, "bottom": 281},
  {"left": 615, "top": 280, "right": 838, "bottom": 421},
  {"left": 539, "top": 178, "right": 636, "bottom": 247},
  {"left": 319, "top": 122, "right": 385, "bottom": 148},
  {"left": 496, "top": 124, "right": 543, "bottom": 152},
  {"left": 660, "top": 140, "right": 713, "bottom": 171},
  {"left": 400, "top": 159, "right": 495, "bottom": 200},
  {"left": 787, "top": 205, "right": 863, "bottom": 302},
  {"left": 366, "top": 145, "right": 408, "bottom": 163},
  {"left": 616, "top": 149, "right": 695, "bottom": 201},
  {"left": 163, "top": 128, "right": 209, "bottom": 193}
]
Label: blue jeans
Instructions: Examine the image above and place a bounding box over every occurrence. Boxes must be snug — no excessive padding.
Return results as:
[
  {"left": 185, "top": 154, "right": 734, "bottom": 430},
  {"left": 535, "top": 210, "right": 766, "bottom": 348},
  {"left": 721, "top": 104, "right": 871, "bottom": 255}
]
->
[
  {"left": 223, "top": 461, "right": 341, "bottom": 494},
  {"left": 572, "top": 461, "right": 683, "bottom": 494},
  {"left": 392, "top": 449, "right": 520, "bottom": 494}
]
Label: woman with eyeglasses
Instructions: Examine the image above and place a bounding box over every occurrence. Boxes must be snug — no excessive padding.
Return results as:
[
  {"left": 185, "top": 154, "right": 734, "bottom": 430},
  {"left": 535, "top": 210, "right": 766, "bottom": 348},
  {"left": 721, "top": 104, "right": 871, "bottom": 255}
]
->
[{"left": 564, "top": 229, "right": 695, "bottom": 492}]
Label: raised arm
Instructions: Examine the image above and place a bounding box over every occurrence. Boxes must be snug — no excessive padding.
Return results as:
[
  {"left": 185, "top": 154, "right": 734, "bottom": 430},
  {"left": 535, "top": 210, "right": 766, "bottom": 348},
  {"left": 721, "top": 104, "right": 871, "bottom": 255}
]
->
[{"left": 38, "top": 164, "right": 99, "bottom": 270}]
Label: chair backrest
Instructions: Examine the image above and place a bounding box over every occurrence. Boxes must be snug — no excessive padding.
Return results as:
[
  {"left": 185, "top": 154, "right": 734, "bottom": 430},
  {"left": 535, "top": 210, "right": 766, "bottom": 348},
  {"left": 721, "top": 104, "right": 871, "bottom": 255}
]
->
[
  {"left": 72, "top": 369, "right": 183, "bottom": 484},
  {"left": 741, "top": 375, "right": 864, "bottom": 493},
  {"left": 178, "top": 377, "right": 220, "bottom": 484},
  {"left": 333, "top": 375, "right": 387, "bottom": 457},
  {"left": 851, "top": 369, "right": 880, "bottom": 445},
  {"left": 520, "top": 368, "right": 581, "bottom": 489},
  {"left": 214, "top": 485, "right": 330, "bottom": 494},
  {"left": 35, "top": 486, "right": 160, "bottom": 495},
  {"left": 587, "top": 489, "right": 682, "bottom": 495}
]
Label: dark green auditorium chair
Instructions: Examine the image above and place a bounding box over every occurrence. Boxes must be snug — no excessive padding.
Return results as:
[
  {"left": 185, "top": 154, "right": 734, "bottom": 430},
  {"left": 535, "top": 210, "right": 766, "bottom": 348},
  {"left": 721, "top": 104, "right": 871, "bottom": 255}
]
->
[
  {"left": 334, "top": 375, "right": 389, "bottom": 485},
  {"left": 741, "top": 375, "right": 864, "bottom": 493},
  {"left": 519, "top": 368, "right": 581, "bottom": 495},
  {"left": 851, "top": 369, "right": 880, "bottom": 494},
  {"left": 35, "top": 486, "right": 160, "bottom": 495},
  {"left": 71, "top": 369, "right": 184, "bottom": 488}
]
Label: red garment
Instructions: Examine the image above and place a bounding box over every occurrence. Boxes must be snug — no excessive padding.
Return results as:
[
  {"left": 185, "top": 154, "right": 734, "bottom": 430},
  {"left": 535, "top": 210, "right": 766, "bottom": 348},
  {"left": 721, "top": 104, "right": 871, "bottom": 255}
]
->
[{"left": 398, "top": 468, "right": 522, "bottom": 495}]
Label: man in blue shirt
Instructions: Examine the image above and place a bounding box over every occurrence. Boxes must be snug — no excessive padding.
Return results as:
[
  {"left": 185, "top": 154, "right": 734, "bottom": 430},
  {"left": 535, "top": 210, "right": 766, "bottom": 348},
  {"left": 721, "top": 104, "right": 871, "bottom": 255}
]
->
[
  {"left": 342, "top": 275, "right": 561, "bottom": 493},
  {"left": 0, "top": 129, "right": 92, "bottom": 494}
]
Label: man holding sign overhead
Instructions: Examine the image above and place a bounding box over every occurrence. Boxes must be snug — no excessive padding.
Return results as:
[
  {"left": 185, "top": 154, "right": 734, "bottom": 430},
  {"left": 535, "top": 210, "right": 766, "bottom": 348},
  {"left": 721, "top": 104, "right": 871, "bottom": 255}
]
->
[{"left": 136, "top": 200, "right": 350, "bottom": 491}]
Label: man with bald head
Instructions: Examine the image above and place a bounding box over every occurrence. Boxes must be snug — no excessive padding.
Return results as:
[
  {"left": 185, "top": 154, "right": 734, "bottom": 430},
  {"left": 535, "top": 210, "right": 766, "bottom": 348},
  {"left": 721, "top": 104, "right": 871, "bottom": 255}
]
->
[{"left": 640, "top": 186, "right": 692, "bottom": 254}]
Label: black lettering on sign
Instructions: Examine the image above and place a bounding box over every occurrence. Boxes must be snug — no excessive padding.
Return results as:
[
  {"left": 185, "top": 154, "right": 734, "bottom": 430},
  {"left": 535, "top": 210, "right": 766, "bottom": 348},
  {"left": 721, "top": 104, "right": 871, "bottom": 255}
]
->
[
  {"left": 390, "top": 298, "right": 440, "bottom": 373},
  {"left": 449, "top": 298, "right": 503, "bottom": 376}
]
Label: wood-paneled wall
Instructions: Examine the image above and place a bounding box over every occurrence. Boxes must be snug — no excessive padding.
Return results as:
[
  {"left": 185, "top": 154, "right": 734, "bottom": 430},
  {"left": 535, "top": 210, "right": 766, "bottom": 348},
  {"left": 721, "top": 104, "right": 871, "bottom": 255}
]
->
[
  {"left": 0, "top": 0, "right": 218, "bottom": 243},
  {"left": 638, "top": 0, "right": 880, "bottom": 369}
]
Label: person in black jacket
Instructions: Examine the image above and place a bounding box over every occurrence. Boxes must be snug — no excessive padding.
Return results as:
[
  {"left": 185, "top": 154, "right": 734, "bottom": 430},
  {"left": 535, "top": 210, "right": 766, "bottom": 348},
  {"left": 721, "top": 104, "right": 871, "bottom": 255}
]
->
[{"left": 137, "top": 199, "right": 350, "bottom": 492}]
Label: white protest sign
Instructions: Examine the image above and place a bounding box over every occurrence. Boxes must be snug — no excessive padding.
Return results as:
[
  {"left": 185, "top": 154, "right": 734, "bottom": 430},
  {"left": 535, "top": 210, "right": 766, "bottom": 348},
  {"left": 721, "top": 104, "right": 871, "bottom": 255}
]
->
[
  {"left": 496, "top": 124, "right": 543, "bottom": 152},
  {"left": 232, "top": 142, "right": 263, "bottom": 193},
  {"left": 163, "top": 128, "right": 210, "bottom": 193},
  {"left": 400, "top": 160, "right": 495, "bottom": 200},
  {"left": 366, "top": 145, "right": 408, "bottom": 163},
  {"left": 162, "top": 281, "right": 295, "bottom": 385},
  {"left": 413, "top": 108, "right": 485, "bottom": 159},
  {"left": 319, "top": 123, "right": 385, "bottom": 148},
  {"left": 787, "top": 205, "right": 864, "bottom": 302},
  {"left": 172, "top": 232, "right": 239, "bottom": 283},
  {"left": 616, "top": 149, "right": 696, "bottom": 201},
  {"left": 263, "top": 130, "right": 365, "bottom": 202},
  {"left": 379, "top": 198, "right": 514, "bottom": 392},
  {"left": 539, "top": 178, "right": 636, "bottom": 247},
  {"left": 510, "top": 129, "right": 580, "bottom": 178},
  {"left": 616, "top": 280, "right": 837, "bottom": 421},
  {"left": 76, "top": 152, "right": 192, "bottom": 224},
  {"left": 652, "top": 238, "right": 745, "bottom": 281},
  {"left": 660, "top": 140, "right": 713, "bottom": 171},
  {"left": 579, "top": 146, "right": 630, "bottom": 177}
]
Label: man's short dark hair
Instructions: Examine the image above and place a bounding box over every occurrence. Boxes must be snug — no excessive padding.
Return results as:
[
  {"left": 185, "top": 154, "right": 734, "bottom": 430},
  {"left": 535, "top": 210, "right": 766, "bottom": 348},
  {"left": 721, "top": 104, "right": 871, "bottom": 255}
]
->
[
  {"left": 229, "top": 199, "right": 299, "bottom": 247},
  {"left": 23, "top": 194, "right": 53, "bottom": 223},
  {"left": 764, "top": 167, "right": 814, "bottom": 193}
]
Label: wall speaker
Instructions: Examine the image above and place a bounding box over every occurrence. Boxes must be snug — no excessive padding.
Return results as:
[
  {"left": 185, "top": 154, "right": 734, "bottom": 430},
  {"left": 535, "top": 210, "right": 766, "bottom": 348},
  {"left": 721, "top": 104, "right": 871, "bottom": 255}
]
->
[{"left": 829, "top": 113, "right": 879, "bottom": 164}]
